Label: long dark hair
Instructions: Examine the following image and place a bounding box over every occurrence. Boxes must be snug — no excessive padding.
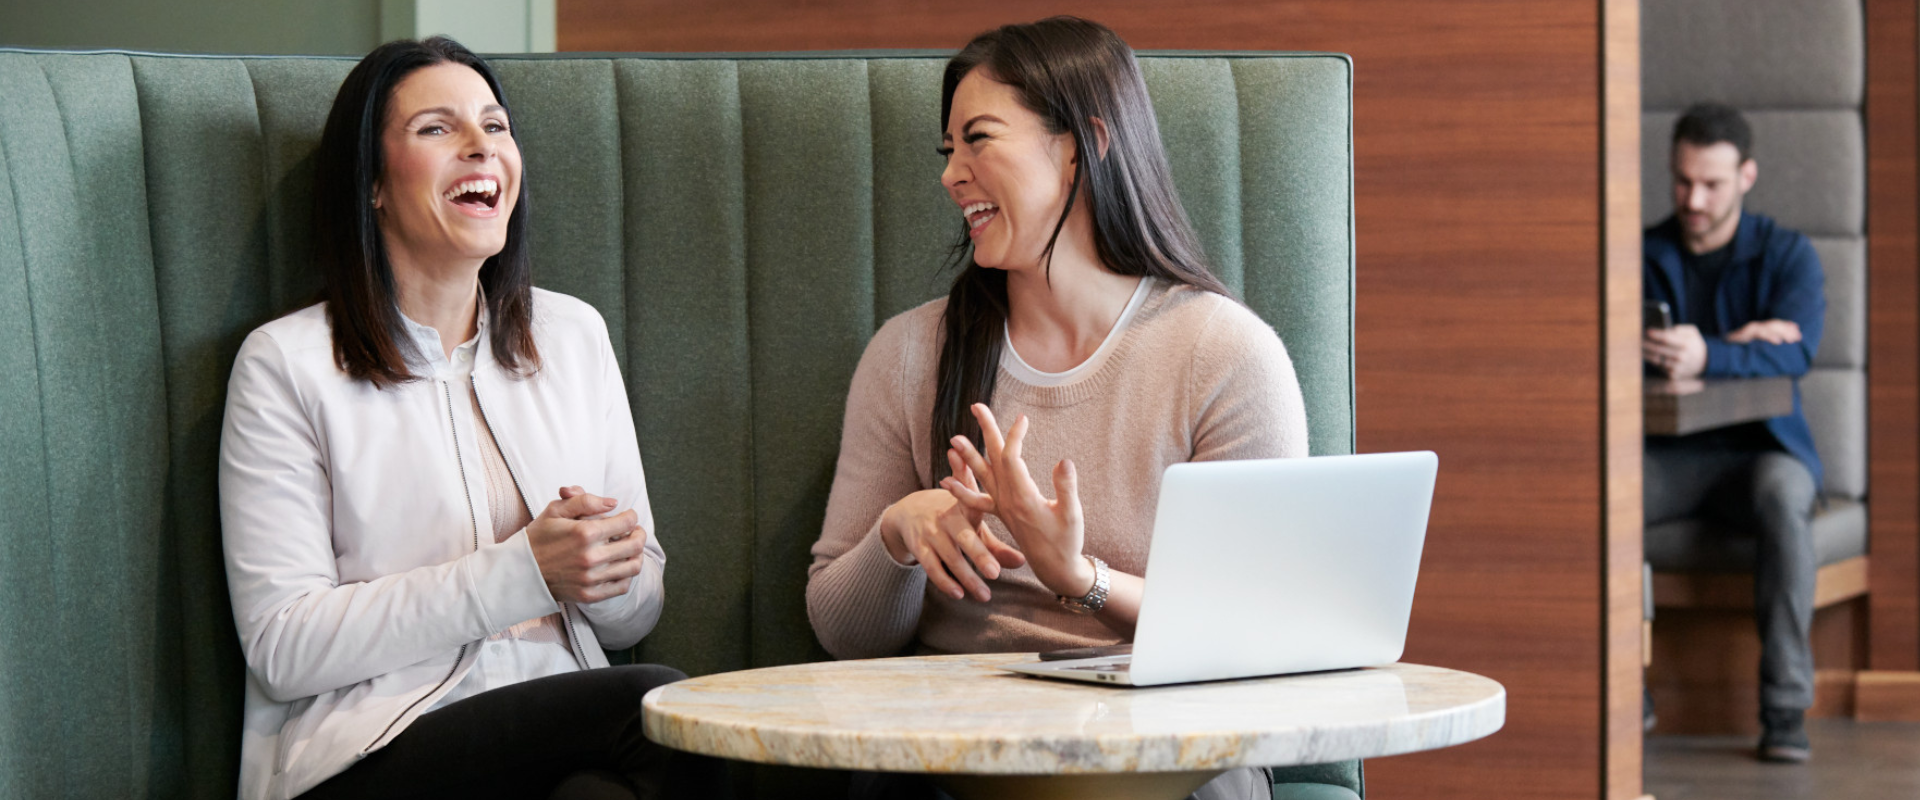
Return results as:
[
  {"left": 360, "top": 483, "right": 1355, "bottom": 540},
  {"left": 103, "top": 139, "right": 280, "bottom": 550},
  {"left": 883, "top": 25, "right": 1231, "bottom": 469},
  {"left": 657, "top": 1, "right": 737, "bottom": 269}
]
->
[
  {"left": 312, "top": 36, "right": 539, "bottom": 388},
  {"left": 932, "top": 17, "right": 1230, "bottom": 477}
]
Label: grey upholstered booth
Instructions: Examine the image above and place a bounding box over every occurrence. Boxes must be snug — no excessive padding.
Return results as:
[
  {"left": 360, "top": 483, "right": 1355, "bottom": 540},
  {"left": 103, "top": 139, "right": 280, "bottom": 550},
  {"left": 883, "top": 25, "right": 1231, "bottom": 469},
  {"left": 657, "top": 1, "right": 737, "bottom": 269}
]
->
[
  {"left": 0, "top": 48, "right": 1358, "bottom": 799},
  {"left": 1640, "top": 0, "right": 1869, "bottom": 599}
]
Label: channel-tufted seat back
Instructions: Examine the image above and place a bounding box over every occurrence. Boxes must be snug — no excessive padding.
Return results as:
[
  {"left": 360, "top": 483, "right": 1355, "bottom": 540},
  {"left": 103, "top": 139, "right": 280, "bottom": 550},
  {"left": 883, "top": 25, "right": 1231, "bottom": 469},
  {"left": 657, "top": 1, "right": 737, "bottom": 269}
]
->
[
  {"left": 0, "top": 49, "right": 1355, "bottom": 798},
  {"left": 1639, "top": 0, "right": 1868, "bottom": 577}
]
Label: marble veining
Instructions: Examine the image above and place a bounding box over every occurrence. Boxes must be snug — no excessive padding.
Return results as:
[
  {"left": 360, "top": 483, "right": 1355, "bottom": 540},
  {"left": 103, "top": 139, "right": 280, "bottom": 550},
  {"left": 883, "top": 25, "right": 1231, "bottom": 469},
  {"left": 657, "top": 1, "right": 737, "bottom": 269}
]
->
[{"left": 641, "top": 654, "right": 1505, "bottom": 774}]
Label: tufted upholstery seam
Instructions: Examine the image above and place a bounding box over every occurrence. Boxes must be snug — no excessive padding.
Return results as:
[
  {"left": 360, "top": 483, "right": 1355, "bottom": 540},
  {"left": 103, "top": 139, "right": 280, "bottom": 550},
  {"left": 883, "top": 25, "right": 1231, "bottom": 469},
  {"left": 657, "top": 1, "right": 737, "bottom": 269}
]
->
[{"left": 16, "top": 58, "right": 73, "bottom": 789}]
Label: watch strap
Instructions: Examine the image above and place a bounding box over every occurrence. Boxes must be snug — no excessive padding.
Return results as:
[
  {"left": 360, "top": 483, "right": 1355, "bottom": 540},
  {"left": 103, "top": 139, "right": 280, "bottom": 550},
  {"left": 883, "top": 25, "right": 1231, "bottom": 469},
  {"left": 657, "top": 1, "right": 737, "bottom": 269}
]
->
[{"left": 1058, "top": 554, "right": 1110, "bottom": 614}]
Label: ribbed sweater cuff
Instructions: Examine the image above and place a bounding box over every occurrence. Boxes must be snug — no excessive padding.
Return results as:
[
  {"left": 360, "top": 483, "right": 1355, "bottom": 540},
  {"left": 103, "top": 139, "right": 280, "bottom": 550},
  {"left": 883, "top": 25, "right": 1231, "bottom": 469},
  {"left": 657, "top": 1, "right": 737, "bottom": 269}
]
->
[{"left": 815, "top": 521, "right": 926, "bottom": 658}]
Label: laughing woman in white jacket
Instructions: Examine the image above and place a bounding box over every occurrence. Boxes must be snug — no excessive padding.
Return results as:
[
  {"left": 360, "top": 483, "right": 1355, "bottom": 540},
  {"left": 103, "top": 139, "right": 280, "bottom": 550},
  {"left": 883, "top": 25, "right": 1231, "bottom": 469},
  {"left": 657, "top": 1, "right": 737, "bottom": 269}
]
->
[{"left": 219, "top": 37, "right": 711, "bottom": 800}]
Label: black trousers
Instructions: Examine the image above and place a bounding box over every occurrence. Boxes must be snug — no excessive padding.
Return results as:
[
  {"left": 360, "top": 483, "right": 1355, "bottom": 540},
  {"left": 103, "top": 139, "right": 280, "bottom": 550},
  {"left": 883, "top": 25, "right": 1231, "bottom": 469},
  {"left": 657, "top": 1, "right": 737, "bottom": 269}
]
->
[
  {"left": 299, "top": 664, "right": 723, "bottom": 800},
  {"left": 1644, "top": 435, "right": 1819, "bottom": 711}
]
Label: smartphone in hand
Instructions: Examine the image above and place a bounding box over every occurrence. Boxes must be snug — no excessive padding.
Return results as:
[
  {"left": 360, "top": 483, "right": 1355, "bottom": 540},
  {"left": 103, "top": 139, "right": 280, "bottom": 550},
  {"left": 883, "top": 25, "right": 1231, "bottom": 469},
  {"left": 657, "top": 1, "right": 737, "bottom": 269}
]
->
[{"left": 1643, "top": 299, "right": 1673, "bottom": 331}]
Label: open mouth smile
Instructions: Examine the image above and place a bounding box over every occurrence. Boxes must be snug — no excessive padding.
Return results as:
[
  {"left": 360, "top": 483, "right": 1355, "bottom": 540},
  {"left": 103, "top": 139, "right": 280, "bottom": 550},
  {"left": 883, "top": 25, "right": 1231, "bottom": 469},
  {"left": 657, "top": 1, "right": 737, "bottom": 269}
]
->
[
  {"left": 963, "top": 201, "right": 998, "bottom": 238},
  {"left": 443, "top": 177, "right": 502, "bottom": 216}
]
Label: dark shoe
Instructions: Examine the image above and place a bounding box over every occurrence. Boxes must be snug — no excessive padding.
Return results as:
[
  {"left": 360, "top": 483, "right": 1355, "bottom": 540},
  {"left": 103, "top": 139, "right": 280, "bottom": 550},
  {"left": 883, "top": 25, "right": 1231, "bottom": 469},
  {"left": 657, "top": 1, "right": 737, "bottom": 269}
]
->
[
  {"left": 1643, "top": 687, "right": 1657, "bottom": 734},
  {"left": 1757, "top": 708, "right": 1810, "bottom": 763}
]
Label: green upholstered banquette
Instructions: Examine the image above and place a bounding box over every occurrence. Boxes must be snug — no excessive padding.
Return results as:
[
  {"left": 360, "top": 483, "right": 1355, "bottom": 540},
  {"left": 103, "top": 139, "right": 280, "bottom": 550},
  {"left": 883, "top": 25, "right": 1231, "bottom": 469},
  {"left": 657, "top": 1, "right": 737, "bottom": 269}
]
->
[{"left": 0, "top": 49, "right": 1356, "bottom": 799}]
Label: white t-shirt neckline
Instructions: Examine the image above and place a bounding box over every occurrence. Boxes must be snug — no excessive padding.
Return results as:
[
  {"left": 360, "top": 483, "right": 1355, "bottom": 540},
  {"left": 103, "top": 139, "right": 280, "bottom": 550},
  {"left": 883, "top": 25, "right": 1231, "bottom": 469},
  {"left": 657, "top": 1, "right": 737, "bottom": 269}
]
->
[{"left": 1001, "top": 276, "right": 1155, "bottom": 388}]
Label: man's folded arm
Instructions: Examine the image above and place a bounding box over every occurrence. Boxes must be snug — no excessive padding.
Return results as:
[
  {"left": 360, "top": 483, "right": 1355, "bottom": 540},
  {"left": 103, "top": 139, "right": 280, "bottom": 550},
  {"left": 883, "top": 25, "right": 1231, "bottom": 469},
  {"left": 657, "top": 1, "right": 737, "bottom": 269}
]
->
[{"left": 1701, "top": 237, "right": 1825, "bottom": 379}]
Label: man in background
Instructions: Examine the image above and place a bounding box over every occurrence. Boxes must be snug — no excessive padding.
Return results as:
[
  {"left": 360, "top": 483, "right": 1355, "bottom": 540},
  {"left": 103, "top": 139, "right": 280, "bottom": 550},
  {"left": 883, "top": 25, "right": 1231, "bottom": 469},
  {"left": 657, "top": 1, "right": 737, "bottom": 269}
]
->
[{"left": 1643, "top": 102, "right": 1826, "bottom": 763}]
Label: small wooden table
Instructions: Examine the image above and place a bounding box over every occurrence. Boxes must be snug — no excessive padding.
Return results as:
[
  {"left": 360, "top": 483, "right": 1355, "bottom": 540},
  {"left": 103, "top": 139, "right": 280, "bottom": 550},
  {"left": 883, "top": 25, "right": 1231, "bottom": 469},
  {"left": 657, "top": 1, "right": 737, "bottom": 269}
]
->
[
  {"left": 1644, "top": 376, "right": 1794, "bottom": 436},
  {"left": 642, "top": 653, "right": 1506, "bottom": 800}
]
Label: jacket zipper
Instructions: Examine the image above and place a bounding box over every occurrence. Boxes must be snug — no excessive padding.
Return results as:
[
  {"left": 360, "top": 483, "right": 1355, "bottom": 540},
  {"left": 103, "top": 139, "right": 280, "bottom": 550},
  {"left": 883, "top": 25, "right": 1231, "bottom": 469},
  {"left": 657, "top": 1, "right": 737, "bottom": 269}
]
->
[
  {"left": 469, "top": 375, "right": 594, "bottom": 669},
  {"left": 359, "top": 381, "right": 480, "bottom": 754}
]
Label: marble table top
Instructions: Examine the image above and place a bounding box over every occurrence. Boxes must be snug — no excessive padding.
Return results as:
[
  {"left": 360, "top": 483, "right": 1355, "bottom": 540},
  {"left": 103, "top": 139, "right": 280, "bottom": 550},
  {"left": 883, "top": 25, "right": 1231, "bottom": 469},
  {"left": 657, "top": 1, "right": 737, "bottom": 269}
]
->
[{"left": 642, "top": 653, "right": 1505, "bottom": 775}]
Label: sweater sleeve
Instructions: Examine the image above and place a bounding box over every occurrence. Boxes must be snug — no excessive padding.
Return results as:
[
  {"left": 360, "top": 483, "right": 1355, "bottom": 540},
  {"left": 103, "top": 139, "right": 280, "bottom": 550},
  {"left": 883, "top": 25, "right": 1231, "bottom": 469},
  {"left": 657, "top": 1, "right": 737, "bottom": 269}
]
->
[
  {"left": 805, "top": 314, "right": 931, "bottom": 660},
  {"left": 1187, "top": 301, "right": 1311, "bottom": 461}
]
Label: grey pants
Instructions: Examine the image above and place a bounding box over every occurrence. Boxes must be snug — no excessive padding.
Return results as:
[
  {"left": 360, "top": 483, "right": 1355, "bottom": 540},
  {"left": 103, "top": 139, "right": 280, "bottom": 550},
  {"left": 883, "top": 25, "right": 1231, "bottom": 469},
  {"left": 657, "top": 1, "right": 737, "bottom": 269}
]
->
[{"left": 1644, "top": 437, "right": 1818, "bottom": 710}]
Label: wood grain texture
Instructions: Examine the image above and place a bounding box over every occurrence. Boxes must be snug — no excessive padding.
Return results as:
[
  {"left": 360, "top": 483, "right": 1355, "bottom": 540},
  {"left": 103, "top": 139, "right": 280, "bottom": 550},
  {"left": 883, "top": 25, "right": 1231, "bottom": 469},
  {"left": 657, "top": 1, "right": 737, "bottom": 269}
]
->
[
  {"left": 1603, "top": 1, "right": 1644, "bottom": 798},
  {"left": 562, "top": 2, "right": 1607, "bottom": 797},
  {"left": 1811, "top": 668, "right": 1858, "bottom": 718},
  {"left": 1856, "top": 670, "right": 1920, "bottom": 720},
  {"left": 1868, "top": 0, "right": 1920, "bottom": 671},
  {"left": 1652, "top": 556, "right": 1871, "bottom": 610},
  {"left": 1648, "top": 600, "right": 1867, "bottom": 734},
  {"left": 1641, "top": 377, "right": 1794, "bottom": 436}
]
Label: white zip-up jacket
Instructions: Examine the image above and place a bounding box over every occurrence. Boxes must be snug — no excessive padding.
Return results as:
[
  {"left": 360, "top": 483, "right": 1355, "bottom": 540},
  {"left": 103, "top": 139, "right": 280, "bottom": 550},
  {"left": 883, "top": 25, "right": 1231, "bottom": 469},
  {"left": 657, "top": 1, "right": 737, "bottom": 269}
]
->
[{"left": 219, "top": 289, "right": 666, "bottom": 800}]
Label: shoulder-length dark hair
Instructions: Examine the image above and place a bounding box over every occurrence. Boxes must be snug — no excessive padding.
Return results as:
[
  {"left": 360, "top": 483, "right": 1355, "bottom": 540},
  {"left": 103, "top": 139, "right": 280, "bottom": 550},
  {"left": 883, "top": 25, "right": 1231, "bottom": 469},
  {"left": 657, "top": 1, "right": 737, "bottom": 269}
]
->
[
  {"left": 311, "top": 35, "right": 538, "bottom": 388},
  {"left": 932, "top": 16, "right": 1230, "bottom": 477}
]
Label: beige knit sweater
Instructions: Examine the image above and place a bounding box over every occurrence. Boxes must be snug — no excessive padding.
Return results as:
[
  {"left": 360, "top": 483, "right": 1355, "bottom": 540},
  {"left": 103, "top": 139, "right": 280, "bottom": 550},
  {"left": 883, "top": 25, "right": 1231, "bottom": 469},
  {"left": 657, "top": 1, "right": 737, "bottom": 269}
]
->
[{"left": 806, "top": 281, "right": 1310, "bottom": 659}]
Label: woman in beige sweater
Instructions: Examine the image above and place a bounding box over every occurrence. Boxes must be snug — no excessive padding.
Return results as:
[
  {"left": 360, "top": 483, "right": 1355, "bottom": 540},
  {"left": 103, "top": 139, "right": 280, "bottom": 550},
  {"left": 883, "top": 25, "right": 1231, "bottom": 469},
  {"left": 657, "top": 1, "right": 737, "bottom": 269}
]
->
[{"left": 806, "top": 17, "right": 1309, "bottom": 799}]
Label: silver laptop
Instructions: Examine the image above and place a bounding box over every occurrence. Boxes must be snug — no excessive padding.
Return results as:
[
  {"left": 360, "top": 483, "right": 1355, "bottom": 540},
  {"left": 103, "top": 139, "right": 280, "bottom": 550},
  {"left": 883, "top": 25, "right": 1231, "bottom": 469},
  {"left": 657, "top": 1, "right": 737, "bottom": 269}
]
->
[{"left": 1003, "top": 451, "right": 1437, "bottom": 687}]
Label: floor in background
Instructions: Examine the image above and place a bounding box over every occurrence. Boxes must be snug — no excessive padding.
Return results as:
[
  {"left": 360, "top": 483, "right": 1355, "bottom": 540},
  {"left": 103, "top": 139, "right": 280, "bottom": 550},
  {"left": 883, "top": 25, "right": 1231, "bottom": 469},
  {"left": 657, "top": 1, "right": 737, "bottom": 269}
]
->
[{"left": 1645, "top": 719, "right": 1920, "bottom": 799}]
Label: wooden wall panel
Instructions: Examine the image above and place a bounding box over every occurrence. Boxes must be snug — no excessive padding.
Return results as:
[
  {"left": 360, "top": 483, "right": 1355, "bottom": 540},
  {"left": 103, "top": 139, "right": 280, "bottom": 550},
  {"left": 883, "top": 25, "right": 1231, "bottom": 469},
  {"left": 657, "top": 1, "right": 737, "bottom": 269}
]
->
[
  {"left": 562, "top": 1, "right": 1608, "bottom": 797},
  {"left": 1647, "top": 600, "right": 1868, "bottom": 734},
  {"left": 1867, "top": 0, "right": 1920, "bottom": 672},
  {"left": 1602, "top": 1, "right": 1643, "bottom": 798}
]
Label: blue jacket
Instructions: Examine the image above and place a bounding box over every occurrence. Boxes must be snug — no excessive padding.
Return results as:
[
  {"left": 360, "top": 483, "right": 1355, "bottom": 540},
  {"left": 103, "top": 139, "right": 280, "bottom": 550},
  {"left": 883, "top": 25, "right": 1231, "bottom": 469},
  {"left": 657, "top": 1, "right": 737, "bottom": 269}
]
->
[{"left": 1644, "top": 212, "right": 1826, "bottom": 487}]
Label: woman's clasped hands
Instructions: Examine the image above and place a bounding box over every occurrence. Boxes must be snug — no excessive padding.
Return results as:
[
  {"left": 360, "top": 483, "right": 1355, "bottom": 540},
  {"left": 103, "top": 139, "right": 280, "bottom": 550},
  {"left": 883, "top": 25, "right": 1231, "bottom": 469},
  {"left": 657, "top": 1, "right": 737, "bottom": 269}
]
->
[
  {"left": 879, "top": 402, "right": 1095, "bottom": 604},
  {"left": 527, "top": 485, "right": 649, "bottom": 604}
]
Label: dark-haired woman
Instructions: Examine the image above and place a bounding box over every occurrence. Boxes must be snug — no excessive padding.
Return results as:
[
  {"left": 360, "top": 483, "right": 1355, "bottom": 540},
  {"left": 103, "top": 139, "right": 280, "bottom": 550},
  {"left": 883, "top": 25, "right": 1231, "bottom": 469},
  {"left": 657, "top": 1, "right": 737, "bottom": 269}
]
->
[
  {"left": 219, "top": 38, "right": 707, "bottom": 800},
  {"left": 806, "top": 18, "right": 1308, "bottom": 800}
]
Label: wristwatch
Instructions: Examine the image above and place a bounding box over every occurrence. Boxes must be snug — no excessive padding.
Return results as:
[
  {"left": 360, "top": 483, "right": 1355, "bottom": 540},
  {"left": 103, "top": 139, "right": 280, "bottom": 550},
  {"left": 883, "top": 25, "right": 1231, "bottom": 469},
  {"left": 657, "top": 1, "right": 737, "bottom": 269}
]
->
[{"left": 1058, "top": 554, "right": 1110, "bottom": 614}]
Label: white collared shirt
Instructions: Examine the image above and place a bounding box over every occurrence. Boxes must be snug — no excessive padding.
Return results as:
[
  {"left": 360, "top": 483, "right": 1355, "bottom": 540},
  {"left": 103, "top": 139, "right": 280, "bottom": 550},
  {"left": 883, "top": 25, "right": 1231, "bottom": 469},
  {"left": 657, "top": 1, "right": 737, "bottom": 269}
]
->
[{"left": 395, "top": 300, "right": 583, "bottom": 713}]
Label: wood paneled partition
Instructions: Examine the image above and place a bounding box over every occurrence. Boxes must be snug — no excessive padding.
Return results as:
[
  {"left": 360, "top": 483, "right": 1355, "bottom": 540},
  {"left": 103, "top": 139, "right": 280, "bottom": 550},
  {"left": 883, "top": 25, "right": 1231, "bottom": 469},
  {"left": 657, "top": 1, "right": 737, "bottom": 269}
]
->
[
  {"left": 562, "top": 1, "right": 1623, "bottom": 796},
  {"left": 1867, "top": 0, "right": 1920, "bottom": 674},
  {"left": 1602, "top": 2, "right": 1643, "bottom": 797}
]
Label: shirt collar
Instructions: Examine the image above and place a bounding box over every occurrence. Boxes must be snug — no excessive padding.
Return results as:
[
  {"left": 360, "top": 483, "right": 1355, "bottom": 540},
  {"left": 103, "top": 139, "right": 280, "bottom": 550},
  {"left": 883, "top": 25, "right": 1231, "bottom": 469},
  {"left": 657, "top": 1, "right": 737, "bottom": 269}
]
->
[{"left": 397, "top": 286, "right": 489, "bottom": 376}]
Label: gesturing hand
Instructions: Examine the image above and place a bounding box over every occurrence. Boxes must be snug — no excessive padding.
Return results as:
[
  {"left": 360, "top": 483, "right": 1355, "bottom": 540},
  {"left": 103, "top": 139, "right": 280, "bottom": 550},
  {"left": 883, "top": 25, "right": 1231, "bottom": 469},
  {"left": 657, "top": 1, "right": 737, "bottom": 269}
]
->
[
  {"left": 527, "top": 486, "right": 647, "bottom": 604},
  {"left": 879, "top": 449, "right": 1027, "bottom": 602},
  {"left": 943, "top": 403, "right": 1096, "bottom": 600}
]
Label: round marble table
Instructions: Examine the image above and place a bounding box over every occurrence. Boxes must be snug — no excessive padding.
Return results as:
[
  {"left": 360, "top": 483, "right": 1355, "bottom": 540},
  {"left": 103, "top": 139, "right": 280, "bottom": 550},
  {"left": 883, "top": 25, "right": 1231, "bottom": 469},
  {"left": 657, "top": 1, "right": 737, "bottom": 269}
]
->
[{"left": 642, "top": 653, "right": 1505, "bottom": 800}]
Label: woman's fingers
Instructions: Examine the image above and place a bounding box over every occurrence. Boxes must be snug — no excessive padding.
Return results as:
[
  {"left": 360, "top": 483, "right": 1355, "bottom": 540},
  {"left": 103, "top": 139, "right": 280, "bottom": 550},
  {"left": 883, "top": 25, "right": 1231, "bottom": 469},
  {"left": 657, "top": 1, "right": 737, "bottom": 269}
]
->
[
  {"left": 1053, "top": 458, "right": 1083, "bottom": 523},
  {"left": 970, "top": 403, "right": 1006, "bottom": 462},
  {"left": 543, "top": 490, "right": 618, "bottom": 521},
  {"left": 580, "top": 577, "right": 633, "bottom": 604},
  {"left": 951, "top": 436, "right": 997, "bottom": 498},
  {"left": 940, "top": 476, "right": 995, "bottom": 514},
  {"left": 950, "top": 449, "right": 982, "bottom": 492},
  {"left": 982, "top": 525, "right": 1028, "bottom": 567},
  {"left": 596, "top": 523, "right": 649, "bottom": 562},
  {"left": 1000, "top": 415, "right": 1043, "bottom": 501},
  {"left": 585, "top": 549, "right": 647, "bottom": 584},
  {"left": 945, "top": 449, "right": 994, "bottom": 513},
  {"left": 923, "top": 529, "right": 988, "bottom": 600},
  {"left": 912, "top": 540, "right": 968, "bottom": 600},
  {"left": 945, "top": 513, "right": 1003, "bottom": 581},
  {"left": 1003, "top": 414, "right": 1028, "bottom": 464}
]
